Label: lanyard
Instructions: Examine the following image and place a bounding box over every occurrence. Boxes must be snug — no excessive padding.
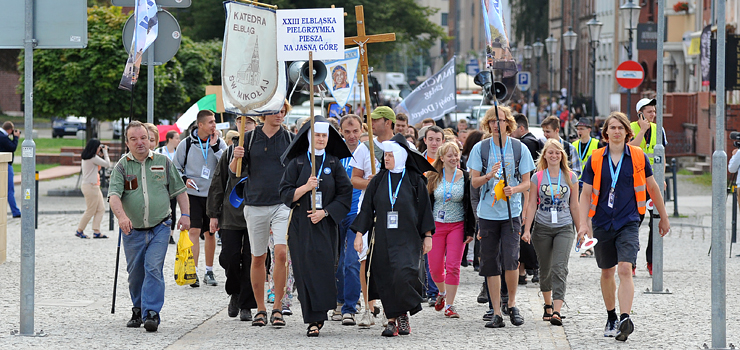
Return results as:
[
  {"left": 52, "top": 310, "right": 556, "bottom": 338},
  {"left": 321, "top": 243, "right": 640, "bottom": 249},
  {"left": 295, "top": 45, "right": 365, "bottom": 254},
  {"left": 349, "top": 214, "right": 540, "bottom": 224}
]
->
[
  {"left": 608, "top": 149, "right": 625, "bottom": 189},
  {"left": 546, "top": 169, "right": 561, "bottom": 204},
  {"left": 307, "top": 151, "right": 326, "bottom": 188},
  {"left": 387, "top": 168, "right": 406, "bottom": 211},
  {"left": 196, "top": 136, "right": 210, "bottom": 161},
  {"left": 341, "top": 157, "right": 352, "bottom": 174},
  {"left": 489, "top": 137, "right": 510, "bottom": 170},
  {"left": 578, "top": 138, "right": 592, "bottom": 161},
  {"left": 443, "top": 168, "right": 456, "bottom": 203}
]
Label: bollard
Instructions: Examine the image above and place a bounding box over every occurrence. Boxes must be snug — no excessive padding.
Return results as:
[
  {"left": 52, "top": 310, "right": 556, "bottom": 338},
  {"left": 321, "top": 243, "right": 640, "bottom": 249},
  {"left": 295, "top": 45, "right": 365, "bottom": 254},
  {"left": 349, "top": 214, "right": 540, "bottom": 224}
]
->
[
  {"left": 34, "top": 171, "right": 38, "bottom": 229},
  {"left": 672, "top": 158, "right": 679, "bottom": 217}
]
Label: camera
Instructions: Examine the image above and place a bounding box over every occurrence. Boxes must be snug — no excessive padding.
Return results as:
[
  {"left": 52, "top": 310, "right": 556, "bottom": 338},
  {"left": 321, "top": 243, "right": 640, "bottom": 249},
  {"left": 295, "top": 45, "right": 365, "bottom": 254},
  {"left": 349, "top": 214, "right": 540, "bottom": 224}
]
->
[{"left": 730, "top": 131, "right": 740, "bottom": 148}]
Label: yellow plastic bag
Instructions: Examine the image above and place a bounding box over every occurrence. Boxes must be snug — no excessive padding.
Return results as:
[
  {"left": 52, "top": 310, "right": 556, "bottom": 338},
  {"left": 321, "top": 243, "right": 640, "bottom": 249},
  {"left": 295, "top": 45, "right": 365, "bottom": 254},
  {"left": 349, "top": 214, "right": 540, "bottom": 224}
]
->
[
  {"left": 174, "top": 230, "right": 197, "bottom": 286},
  {"left": 491, "top": 179, "right": 508, "bottom": 206}
]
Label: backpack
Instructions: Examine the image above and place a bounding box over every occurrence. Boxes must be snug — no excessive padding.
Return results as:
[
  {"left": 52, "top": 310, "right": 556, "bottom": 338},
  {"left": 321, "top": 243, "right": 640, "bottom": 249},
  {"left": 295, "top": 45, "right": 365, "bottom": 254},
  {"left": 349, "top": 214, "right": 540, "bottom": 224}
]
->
[
  {"left": 243, "top": 126, "right": 294, "bottom": 174},
  {"left": 180, "top": 136, "right": 225, "bottom": 172}
]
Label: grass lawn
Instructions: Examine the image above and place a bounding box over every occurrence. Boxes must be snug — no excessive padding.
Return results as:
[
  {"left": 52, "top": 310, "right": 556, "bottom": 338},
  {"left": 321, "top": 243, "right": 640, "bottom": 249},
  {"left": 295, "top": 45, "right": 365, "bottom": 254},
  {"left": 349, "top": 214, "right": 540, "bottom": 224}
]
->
[
  {"left": 12, "top": 163, "right": 60, "bottom": 174},
  {"left": 13, "top": 138, "right": 86, "bottom": 156},
  {"left": 677, "top": 169, "right": 713, "bottom": 187}
]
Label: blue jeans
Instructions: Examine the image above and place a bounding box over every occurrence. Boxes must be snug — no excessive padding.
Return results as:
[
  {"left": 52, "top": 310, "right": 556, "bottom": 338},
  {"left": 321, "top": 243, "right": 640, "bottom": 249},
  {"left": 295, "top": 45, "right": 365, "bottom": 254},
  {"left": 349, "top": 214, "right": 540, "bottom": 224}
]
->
[
  {"left": 425, "top": 256, "right": 439, "bottom": 297},
  {"left": 7, "top": 164, "right": 19, "bottom": 216},
  {"left": 336, "top": 213, "right": 361, "bottom": 314},
  {"left": 122, "top": 222, "right": 169, "bottom": 320}
]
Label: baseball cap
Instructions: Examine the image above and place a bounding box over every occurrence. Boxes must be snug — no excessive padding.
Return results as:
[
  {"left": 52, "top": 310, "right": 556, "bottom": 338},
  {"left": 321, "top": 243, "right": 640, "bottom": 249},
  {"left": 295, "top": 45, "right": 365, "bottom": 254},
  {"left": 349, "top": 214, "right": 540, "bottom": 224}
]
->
[
  {"left": 575, "top": 119, "right": 592, "bottom": 128},
  {"left": 635, "top": 98, "right": 656, "bottom": 113},
  {"left": 370, "top": 106, "right": 396, "bottom": 123}
]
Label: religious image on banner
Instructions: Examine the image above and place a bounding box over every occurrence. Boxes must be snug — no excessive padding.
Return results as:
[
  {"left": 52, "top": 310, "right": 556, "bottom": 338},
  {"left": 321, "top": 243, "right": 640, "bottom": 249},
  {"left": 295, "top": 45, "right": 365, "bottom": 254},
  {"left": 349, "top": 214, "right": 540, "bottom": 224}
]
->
[
  {"left": 222, "top": 1, "right": 278, "bottom": 113},
  {"left": 481, "top": 0, "right": 517, "bottom": 78},
  {"left": 700, "top": 24, "right": 712, "bottom": 86},
  {"left": 395, "top": 57, "right": 457, "bottom": 125},
  {"left": 323, "top": 47, "right": 360, "bottom": 114},
  {"left": 119, "top": 0, "right": 159, "bottom": 91}
]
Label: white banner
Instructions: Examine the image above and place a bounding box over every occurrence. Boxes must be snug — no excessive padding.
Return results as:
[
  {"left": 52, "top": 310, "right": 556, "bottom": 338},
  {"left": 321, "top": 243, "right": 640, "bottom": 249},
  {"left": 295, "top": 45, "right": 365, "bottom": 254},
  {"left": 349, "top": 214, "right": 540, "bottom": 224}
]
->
[
  {"left": 222, "top": 1, "right": 279, "bottom": 112},
  {"left": 323, "top": 47, "right": 360, "bottom": 113},
  {"left": 395, "top": 58, "right": 457, "bottom": 125},
  {"left": 119, "top": 0, "right": 158, "bottom": 91},
  {"left": 276, "top": 8, "right": 344, "bottom": 61}
]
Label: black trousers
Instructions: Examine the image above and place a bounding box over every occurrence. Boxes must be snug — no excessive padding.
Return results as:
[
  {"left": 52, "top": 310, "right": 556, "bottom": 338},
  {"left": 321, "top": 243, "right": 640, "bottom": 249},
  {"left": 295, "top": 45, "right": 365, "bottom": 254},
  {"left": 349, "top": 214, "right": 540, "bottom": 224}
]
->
[
  {"left": 219, "top": 228, "right": 258, "bottom": 310},
  {"left": 639, "top": 191, "right": 655, "bottom": 265}
]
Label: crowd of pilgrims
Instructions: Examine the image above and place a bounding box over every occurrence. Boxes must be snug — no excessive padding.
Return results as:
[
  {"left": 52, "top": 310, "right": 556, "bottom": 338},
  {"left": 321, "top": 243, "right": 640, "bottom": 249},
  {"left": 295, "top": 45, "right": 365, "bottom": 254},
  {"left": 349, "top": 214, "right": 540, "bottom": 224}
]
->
[{"left": 165, "top": 98, "right": 662, "bottom": 339}]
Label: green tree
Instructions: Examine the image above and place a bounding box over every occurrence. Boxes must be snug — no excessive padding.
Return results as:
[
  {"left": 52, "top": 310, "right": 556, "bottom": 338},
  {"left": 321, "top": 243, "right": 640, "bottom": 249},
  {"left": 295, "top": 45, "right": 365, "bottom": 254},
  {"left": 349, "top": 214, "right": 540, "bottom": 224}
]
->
[
  {"left": 19, "top": 6, "right": 221, "bottom": 137},
  {"left": 512, "top": 0, "right": 548, "bottom": 44},
  {"left": 178, "top": 0, "right": 445, "bottom": 67}
]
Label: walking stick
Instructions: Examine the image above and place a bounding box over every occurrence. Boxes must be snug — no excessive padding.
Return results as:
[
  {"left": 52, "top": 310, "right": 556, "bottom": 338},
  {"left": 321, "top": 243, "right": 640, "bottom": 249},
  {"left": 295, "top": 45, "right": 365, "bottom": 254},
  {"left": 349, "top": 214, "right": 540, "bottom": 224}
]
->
[
  {"left": 111, "top": 229, "right": 122, "bottom": 314},
  {"left": 491, "top": 83, "right": 517, "bottom": 236}
]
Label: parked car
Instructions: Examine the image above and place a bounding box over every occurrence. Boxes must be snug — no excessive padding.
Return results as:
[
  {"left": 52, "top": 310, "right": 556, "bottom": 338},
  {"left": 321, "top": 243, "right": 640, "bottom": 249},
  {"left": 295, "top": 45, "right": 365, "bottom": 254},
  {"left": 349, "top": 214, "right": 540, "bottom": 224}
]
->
[{"left": 52, "top": 116, "right": 86, "bottom": 138}]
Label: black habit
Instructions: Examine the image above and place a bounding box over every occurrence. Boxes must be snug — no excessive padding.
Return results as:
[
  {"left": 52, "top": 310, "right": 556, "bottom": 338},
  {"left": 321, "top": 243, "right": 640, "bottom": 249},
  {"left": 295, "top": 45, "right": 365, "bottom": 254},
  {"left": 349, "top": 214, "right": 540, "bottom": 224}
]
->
[
  {"left": 279, "top": 151, "right": 353, "bottom": 323},
  {"left": 350, "top": 167, "right": 436, "bottom": 319}
]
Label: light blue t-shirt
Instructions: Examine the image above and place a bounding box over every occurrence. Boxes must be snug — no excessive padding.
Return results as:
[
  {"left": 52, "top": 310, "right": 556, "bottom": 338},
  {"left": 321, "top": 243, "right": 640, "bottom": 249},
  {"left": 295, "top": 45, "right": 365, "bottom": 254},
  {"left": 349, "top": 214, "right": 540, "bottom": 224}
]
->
[{"left": 466, "top": 137, "right": 536, "bottom": 221}]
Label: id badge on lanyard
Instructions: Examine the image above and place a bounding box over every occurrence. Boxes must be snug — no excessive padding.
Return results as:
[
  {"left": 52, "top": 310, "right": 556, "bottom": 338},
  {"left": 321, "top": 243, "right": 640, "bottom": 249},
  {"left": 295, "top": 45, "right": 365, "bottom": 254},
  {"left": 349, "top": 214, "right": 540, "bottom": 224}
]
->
[
  {"left": 201, "top": 166, "right": 210, "bottom": 179},
  {"left": 387, "top": 211, "right": 399, "bottom": 229},
  {"left": 315, "top": 191, "right": 323, "bottom": 209}
]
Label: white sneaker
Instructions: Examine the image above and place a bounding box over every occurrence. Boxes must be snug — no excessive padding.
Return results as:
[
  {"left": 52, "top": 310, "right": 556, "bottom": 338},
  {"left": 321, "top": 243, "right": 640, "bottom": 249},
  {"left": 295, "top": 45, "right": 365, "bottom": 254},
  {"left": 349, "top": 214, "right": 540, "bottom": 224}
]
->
[
  {"left": 380, "top": 311, "right": 388, "bottom": 327},
  {"left": 357, "top": 310, "right": 373, "bottom": 328},
  {"left": 604, "top": 319, "right": 618, "bottom": 337}
]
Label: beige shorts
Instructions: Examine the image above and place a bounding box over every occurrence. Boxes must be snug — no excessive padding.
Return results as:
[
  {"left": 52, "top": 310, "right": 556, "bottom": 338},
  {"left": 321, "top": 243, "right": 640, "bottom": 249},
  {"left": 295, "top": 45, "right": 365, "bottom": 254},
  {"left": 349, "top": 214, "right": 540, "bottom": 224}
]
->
[{"left": 244, "top": 204, "right": 290, "bottom": 256}]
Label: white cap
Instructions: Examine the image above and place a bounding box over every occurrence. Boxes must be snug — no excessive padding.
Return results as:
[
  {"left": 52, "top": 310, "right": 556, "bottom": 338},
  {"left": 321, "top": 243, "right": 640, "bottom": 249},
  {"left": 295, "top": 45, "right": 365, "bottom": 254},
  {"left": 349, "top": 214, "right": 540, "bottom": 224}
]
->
[{"left": 635, "top": 98, "right": 656, "bottom": 113}]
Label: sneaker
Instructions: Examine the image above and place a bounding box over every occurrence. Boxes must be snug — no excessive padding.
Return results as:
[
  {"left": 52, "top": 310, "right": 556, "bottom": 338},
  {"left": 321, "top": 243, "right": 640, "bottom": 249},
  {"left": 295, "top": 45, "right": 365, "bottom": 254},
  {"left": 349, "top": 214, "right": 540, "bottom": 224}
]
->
[
  {"left": 485, "top": 314, "right": 505, "bottom": 328},
  {"left": 434, "top": 294, "right": 446, "bottom": 311},
  {"left": 477, "top": 283, "right": 489, "bottom": 304},
  {"left": 204, "top": 271, "right": 218, "bottom": 286},
  {"left": 509, "top": 306, "right": 524, "bottom": 326},
  {"left": 381, "top": 321, "right": 398, "bottom": 337},
  {"left": 143, "top": 310, "right": 160, "bottom": 332},
  {"left": 282, "top": 305, "right": 292, "bottom": 316},
  {"left": 331, "top": 304, "right": 343, "bottom": 321},
  {"left": 444, "top": 305, "right": 460, "bottom": 318},
  {"left": 127, "top": 307, "right": 142, "bottom": 328},
  {"left": 357, "top": 310, "right": 373, "bottom": 328},
  {"left": 228, "top": 294, "right": 239, "bottom": 318},
  {"left": 396, "top": 314, "right": 410, "bottom": 335},
  {"left": 532, "top": 269, "right": 540, "bottom": 283},
  {"left": 518, "top": 275, "right": 528, "bottom": 285},
  {"left": 239, "top": 309, "right": 252, "bottom": 321},
  {"left": 342, "top": 313, "right": 356, "bottom": 325},
  {"left": 427, "top": 295, "right": 437, "bottom": 307},
  {"left": 267, "top": 289, "right": 275, "bottom": 303},
  {"left": 632, "top": 265, "right": 636, "bottom": 277},
  {"left": 190, "top": 275, "right": 200, "bottom": 288},
  {"left": 604, "top": 318, "right": 618, "bottom": 337},
  {"left": 482, "top": 309, "right": 494, "bottom": 321},
  {"left": 647, "top": 263, "right": 653, "bottom": 276},
  {"left": 615, "top": 317, "right": 634, "bottom": 341},
  {"left": 379, "top": 312, "right": 386, "bottom": 327}
]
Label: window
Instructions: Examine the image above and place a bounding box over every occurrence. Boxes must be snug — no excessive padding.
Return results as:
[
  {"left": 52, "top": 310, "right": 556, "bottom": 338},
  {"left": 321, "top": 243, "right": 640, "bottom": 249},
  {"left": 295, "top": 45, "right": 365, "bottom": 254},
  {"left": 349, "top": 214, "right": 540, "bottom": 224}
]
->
[{"left": 442, "top": 13, "right": 448, "bottom": 26}]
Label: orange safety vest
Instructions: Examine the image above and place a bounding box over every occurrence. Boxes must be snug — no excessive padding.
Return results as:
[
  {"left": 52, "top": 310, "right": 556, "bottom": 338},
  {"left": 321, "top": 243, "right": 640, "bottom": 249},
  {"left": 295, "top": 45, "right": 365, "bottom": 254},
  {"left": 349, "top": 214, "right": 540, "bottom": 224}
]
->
[{"left": 589, "top": 144, "right": 647, "bottom": 217}]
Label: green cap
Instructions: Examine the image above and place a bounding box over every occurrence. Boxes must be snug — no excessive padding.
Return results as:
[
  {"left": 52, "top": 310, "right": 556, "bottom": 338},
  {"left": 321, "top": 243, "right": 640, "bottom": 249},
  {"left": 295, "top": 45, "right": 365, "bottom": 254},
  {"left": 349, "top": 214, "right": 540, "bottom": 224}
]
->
[{"left": 370, "top": 106, "right": 396, "bottom": 123}]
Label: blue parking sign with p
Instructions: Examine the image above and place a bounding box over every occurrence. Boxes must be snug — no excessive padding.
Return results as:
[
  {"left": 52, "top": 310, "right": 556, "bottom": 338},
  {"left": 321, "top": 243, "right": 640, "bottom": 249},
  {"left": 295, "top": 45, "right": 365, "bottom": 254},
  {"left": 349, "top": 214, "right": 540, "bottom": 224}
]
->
[{"left": 516, "top": 72, "right": 531, "bottom": 91}]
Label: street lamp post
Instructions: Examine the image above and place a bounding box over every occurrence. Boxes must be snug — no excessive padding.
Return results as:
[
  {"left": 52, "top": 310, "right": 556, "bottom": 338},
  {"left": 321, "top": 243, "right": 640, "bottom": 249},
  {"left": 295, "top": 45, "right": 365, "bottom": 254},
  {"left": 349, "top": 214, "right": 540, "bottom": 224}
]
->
[
  {"left": 523, "top": 44, "right": 534, "bottom": 123},
  {"left": 620, "top": 0, "right": 641, "bottom": 118},
  {"left": 545, "top": 34, "right": 558, "bottom": 112},
  {"left": 587, "top": 14, "right": 603, "bottom": 132},
  {"left": 563, "top": 27, "right": 578, "bottom": 127},
  {"left": 533, "top": 40, "right": 544, "bottom": 109}
]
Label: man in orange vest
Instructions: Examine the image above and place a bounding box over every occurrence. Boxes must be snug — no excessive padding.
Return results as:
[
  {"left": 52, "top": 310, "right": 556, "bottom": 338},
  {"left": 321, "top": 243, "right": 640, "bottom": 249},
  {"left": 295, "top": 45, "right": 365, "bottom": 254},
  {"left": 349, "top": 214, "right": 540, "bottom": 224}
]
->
[{"left": 577, "top": 112, "right": 670, "bottom": 342}]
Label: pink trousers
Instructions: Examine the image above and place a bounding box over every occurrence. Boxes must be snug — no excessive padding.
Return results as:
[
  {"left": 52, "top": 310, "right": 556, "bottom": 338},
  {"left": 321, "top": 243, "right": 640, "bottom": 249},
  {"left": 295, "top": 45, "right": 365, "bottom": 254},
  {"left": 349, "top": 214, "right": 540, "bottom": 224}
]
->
[{"left": 428, "top": 221, "right": 465, "bottom": 285}]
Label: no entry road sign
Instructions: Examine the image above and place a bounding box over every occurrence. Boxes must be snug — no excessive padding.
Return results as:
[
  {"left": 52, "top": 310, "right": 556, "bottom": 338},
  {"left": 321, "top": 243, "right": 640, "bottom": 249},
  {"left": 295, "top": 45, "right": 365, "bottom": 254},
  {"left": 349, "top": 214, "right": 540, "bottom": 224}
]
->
[{"left": 615, "top": 60, "right": 644, "bottom": 89}]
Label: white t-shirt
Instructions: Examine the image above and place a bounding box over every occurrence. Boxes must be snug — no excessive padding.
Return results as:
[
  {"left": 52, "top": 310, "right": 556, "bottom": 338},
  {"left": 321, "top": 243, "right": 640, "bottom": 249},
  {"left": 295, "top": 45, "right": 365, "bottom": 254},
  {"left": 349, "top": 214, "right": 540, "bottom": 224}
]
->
[{"left": 349, "top": 139, "right": 384, "bottom": 214}]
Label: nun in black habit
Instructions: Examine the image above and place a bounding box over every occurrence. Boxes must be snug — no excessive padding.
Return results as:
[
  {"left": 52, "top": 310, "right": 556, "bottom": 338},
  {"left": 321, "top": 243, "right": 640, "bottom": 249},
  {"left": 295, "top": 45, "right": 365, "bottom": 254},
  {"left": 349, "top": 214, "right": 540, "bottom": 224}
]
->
[
  {"left": 278, "top": 117, "right": 353, "bottom": 337},
  {"left": 350, "top": 133, "right": 437, "bottom": 337}
]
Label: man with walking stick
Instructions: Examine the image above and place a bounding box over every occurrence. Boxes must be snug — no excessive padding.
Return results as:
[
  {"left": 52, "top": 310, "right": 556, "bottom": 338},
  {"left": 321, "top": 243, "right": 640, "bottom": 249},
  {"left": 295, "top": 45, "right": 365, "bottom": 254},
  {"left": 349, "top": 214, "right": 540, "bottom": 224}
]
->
[
  {"left": 468, "top": 105, "right": 535, "bottom": 328},
  {"left": 109, "top": 121, "right": 190, "bottom": 332}
]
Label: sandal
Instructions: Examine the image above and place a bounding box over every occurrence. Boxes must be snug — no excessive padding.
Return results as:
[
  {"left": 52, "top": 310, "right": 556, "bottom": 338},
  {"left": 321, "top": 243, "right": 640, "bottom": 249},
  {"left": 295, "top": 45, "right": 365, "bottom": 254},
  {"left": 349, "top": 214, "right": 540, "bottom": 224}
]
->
[
  {"left": 550, "top": 311, "right": 563, "bottom": 326},
  {"left": 580, "top": 248, "right": 594, "bottom": 258},
  {"left": 270, "top": 309, "right": 285, "bottom": 327},
  {"left": 252, "top": 310, "right": 267, "bottom": 327},
  {"left": 75, "top": 231, "right": 88, "bottom": 239},
  {"left": 542, "top": 304, "right": 553, "bottom": 321},
  {"left": 306, "top": 321, "right": 323, "bottom": 337},
  {"left": 93, "top": 233, "right": 109, "bottom": 239}
]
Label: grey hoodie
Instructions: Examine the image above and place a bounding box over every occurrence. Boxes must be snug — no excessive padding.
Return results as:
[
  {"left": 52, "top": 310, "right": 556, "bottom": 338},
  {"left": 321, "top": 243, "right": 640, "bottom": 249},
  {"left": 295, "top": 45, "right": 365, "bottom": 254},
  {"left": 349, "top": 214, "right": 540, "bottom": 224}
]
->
[{"left": 174, "top": 129, "right": 226, "bottom": 197}]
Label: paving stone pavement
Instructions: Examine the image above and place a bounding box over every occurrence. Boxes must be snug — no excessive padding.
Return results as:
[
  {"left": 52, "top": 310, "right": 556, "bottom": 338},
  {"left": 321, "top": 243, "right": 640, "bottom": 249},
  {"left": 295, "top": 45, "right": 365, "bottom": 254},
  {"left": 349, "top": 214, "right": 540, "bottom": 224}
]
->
[{"left": 1, "top": 175, "right": 740, "bottom": 349}]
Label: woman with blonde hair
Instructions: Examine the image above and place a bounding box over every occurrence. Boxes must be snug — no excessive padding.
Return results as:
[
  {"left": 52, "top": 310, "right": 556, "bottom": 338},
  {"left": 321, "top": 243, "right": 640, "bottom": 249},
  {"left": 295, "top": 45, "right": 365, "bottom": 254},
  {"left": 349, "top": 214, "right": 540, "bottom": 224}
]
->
[
  {"left": 143, "top": 123, "right": 160, "bottom": 150},
  {"left": 521, "top": 139, "right": 580, "bottom": 326},
  {"left": 425, "top": 141, "right": 475, "bottom": 318}
]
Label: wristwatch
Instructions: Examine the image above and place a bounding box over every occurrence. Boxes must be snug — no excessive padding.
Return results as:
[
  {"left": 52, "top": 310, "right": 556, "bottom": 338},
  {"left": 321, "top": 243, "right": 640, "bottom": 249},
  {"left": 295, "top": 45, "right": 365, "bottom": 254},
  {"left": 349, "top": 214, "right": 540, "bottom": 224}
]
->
[{"left": 324, "top": 210, "right": 329, "bottom": 217}]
